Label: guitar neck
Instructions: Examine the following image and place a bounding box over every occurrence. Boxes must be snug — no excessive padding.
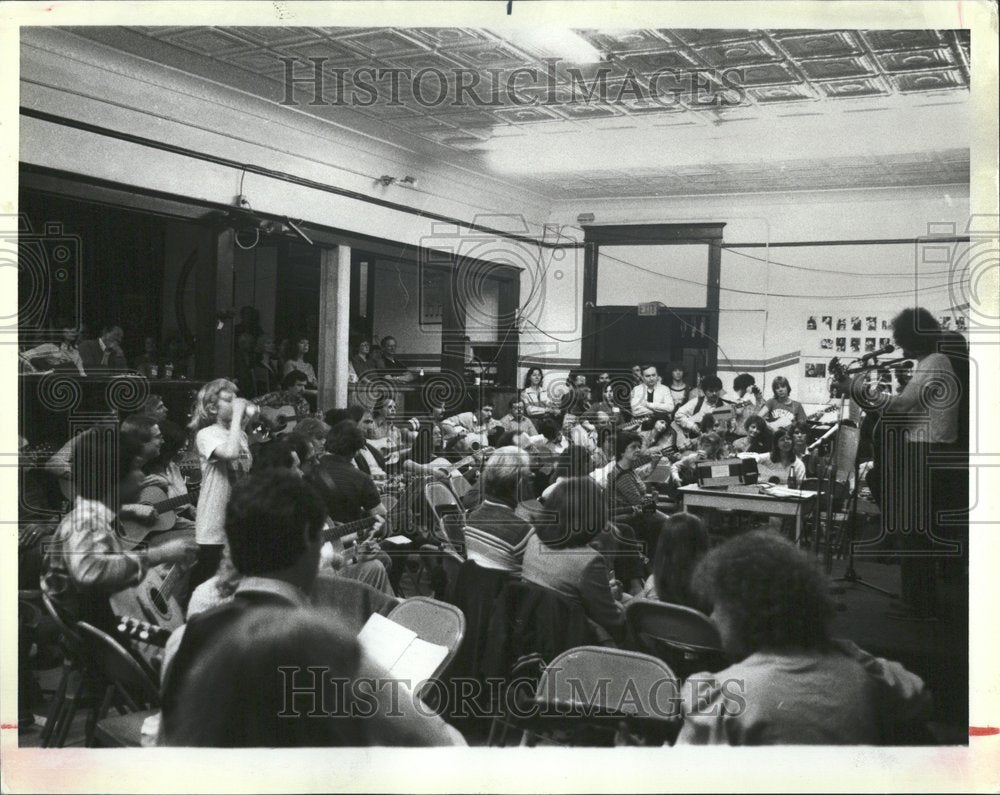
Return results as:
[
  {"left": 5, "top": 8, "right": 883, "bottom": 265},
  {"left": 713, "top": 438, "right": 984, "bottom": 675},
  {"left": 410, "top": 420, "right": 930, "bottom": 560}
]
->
[
  {"left": 322, "top": 515, "right": 379, "bottom": 543},
  {"left": 154, "top": 491, "right": 196, "bottom": 514}
]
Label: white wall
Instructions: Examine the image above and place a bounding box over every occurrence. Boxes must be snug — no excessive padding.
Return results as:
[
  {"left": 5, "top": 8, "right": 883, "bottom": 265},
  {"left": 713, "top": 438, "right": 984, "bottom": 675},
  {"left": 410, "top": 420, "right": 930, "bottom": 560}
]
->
[{"left": 547, "top": 186, "right": 972, "bottom": 409}]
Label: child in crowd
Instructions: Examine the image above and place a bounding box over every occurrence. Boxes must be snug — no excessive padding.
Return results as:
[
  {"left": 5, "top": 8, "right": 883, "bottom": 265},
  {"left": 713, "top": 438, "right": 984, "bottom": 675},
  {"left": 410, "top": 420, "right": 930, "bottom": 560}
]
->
[{"left": 188, "top": 379, "right": 253, "bottom": 589}]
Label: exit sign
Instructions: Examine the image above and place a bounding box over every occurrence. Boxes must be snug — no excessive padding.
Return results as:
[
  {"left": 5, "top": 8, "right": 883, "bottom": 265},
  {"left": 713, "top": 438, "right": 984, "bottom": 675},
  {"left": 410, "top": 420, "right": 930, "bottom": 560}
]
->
[{"left": 638, "top": 302, "right": 659, "bottom": 316}]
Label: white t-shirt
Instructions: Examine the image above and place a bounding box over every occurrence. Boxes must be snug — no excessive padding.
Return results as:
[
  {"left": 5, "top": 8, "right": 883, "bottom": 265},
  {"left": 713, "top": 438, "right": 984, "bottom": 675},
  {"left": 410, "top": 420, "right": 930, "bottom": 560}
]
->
[
  {"left": 755, "top": 454, "right": 807, "bottom": 485},
  {"left": 194, "top": 424, "right": 252, "bottom": 545}
]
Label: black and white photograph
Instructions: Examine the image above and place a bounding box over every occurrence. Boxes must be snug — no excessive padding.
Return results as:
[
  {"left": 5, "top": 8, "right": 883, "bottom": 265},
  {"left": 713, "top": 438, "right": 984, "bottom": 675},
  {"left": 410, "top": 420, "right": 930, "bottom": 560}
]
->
[{"left": 2, "top": 1, "right": 995, "bottom": 792}]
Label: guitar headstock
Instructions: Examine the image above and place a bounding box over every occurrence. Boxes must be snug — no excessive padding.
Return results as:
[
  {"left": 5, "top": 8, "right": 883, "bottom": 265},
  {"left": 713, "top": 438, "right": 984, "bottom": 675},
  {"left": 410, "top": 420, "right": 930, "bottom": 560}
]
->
[{"left": 116, "top": 615, "right": 171, "bottom": 648}]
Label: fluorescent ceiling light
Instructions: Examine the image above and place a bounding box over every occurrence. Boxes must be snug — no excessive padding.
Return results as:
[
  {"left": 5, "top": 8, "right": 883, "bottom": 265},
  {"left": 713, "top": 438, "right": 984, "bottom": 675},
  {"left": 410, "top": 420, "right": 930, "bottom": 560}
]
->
[{"left": 507, "top": 29, "right": 604, "bottom": 63}]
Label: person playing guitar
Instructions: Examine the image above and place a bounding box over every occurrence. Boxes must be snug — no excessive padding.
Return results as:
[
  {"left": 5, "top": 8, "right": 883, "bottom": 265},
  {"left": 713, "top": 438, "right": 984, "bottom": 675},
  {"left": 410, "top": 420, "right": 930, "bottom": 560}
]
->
[
  {"left": 757, "top": 376, "right": 808, "bottom": 433},
  {"left": 41, "top": 427, "right": 198, "bottom": 634}
]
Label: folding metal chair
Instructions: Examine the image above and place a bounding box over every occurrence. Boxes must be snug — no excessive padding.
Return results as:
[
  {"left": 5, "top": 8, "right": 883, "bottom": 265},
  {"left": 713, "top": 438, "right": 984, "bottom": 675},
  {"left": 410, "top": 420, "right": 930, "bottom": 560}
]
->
[
  {"left": 387, "top": 596, "right": 466, "bottom": 683},
  {"left": 39, "top": 592, "right": 86, "bottom": 747},
  {"left": 76, "top": 621, "right": 160, "bottom": 747},
  {"left": 526, "top": 645, "right": 683, "bottom": 746},
  {"left": 386, "top": 596, "right": 467, "bottom": 708},
  {"left": 625, "top": 599, "right": 728, "bottom": 680},
  {"left": 424, "top": 481, "right": 466, "bottom": 554}
]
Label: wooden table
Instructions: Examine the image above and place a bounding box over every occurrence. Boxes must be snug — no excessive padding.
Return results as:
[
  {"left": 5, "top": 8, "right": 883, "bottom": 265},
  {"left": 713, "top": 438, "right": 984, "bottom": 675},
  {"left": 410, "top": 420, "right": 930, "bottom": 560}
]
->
[{"left": 679, "top": 484, "right": 818, "bottom": 544}]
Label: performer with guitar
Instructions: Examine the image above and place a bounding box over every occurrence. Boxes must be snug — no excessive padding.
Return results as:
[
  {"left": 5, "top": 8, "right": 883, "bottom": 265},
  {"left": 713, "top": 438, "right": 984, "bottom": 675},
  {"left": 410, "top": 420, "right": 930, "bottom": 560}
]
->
[
  {"left": 306, "top": 419, "right": 397, "bottom": 590},
  {"left": 41, "top": 428, "right": 198, "bottom": 633},
  {"left": 136, "top": 419, "right": 198, "bottom": 547},
  {"left": 757, "top": 376, "right": 808, "bottom": 432},
  {"left": 672, "top": 375, "right": 727, "bottom": 449},
  {"left": 254, "top": 369, "right": 312, "bottom": 434}
]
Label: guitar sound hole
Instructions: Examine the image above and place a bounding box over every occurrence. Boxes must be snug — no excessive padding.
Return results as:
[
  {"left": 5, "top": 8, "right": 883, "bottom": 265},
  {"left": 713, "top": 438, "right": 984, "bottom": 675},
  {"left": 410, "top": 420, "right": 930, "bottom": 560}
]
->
[{"left": 150, "top": 588, "right": 169, "bottom": 616}]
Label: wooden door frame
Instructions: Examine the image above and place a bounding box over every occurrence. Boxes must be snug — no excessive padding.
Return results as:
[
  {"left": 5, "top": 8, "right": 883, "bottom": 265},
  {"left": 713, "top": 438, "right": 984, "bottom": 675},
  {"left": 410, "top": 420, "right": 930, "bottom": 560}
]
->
[{"left": 581, "top": 223, "right": 725, "bottom": 371}]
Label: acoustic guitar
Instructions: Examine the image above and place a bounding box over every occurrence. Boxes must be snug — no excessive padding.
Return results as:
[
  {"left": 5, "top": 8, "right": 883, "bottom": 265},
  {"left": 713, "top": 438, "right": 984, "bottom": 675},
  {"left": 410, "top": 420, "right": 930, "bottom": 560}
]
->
[
  {"left": 259, "top": 404, "right": 299, "bottom": 435},
  {"left": 109, "top": 562, "right": 189, "bottom": 669},
  {"left": 120, "top": 483, "right": 199, "bottom": 546}
]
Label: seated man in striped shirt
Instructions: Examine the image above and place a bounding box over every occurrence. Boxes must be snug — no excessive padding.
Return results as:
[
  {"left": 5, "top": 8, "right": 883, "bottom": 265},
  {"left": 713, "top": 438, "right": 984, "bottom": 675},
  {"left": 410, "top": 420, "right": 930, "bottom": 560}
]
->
[{"left": 463, "top": 446, "right": 534, "bottom": 573}]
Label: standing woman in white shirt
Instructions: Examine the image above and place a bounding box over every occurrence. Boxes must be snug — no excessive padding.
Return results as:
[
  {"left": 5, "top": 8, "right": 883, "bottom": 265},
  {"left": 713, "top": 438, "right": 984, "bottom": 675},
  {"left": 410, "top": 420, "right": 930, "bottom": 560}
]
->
[
  {"left": 860, "top": 308, "right": 963, "bottom": 622},
  {"left": 521, "top": 367, "right": 553, "bottom": 420}
]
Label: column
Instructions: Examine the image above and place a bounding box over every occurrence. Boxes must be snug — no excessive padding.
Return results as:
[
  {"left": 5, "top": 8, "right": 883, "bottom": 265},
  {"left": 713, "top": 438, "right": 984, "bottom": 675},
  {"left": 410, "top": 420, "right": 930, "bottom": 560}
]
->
[{"left": 318, "top": 245, "right": 350, "bottom": 410}]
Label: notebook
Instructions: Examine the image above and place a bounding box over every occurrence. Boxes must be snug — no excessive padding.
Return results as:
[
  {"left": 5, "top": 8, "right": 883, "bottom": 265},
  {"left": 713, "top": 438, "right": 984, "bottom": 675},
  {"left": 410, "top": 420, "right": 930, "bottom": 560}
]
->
[{"left": 357, "top": 613, "right": 449, "bottom": 685}]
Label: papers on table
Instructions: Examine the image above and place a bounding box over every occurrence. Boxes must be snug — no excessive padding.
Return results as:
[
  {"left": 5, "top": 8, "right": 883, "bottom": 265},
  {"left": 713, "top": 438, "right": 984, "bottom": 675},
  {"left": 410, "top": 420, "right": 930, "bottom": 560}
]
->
[
  {"left": 357, "top": 612, "right": 449, "bottom": 685},
  {"left": 766, "top": 486, "right": 818, "bottom": 499}
]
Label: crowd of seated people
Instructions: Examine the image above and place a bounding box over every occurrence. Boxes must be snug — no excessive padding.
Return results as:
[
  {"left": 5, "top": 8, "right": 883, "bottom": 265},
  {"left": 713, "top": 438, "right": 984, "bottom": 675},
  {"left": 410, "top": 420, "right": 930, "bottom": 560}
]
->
[{"left": 19, "top": 313, "right": 959, "bottom": 747}]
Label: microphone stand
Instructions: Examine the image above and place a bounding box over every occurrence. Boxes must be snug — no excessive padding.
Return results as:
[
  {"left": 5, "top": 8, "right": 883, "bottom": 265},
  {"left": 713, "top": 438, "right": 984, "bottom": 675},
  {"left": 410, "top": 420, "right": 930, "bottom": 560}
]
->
[{"left": 823, "top": 377, "right": 898, "bottom": 599}]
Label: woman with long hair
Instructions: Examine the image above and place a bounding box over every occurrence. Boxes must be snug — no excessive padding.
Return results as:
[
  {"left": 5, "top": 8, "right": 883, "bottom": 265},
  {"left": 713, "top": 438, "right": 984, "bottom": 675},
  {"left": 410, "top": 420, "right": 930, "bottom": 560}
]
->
[
  {"left": 755, "top": 427, "right": 805, "bottom": 486},
  {"left": 521, "top": 366, "right": 553, "bottom": 419},
  {"left": 641, "top": 512, "right": 710, "bottom": 610},
  {"left": 282, "top": 337, "right": 318, "bottom": 389}
]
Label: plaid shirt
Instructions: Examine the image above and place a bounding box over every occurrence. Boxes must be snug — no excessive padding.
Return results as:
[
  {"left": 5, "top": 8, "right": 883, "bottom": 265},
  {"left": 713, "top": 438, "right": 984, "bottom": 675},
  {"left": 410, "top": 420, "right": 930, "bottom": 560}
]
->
[{"left": 41, "top": 497, "right": 147, "bottom": 622}]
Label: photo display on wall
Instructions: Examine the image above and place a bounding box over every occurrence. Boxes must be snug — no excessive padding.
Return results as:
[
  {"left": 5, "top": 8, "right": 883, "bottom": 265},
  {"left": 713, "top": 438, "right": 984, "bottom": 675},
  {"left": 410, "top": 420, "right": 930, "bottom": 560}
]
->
[{"left": 801, "top": 308, "right": 968, "bottom": 404}]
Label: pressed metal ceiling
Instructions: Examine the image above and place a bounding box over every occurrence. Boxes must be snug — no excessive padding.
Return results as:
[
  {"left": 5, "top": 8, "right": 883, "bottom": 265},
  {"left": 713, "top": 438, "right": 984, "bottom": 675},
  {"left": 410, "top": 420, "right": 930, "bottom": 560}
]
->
[{"left": 70, "top": 26, "right": 970, "bottom": 198}]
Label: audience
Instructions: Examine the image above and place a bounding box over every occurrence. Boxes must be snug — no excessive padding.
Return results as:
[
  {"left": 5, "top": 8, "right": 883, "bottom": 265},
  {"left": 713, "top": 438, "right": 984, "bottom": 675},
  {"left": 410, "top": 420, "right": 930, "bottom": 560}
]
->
[
  {"left": 522, "top": 477, "right": 626, "bottom": 641},
  {"left": 678, "top": 532, "right": 929, "bottom": 744},
  {"left": 41, "top": 428, "right": 197, "bottom": 631},
  {"left": 640, "top": 512, "right": 709, "bottom": 610},
  {"left": 732, "top": 415, "right": 771, "bottom": 454},
  {"left": 78, "top": 324, "right": 128, "bottom": 371},
  {"left": 463, "top": 446, "right": 534, "bottom": 573}
]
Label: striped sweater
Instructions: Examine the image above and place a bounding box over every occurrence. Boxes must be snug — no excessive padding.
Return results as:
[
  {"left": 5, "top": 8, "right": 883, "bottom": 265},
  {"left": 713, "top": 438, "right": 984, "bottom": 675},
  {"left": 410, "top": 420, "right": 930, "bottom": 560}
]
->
[{"left": 463, "top": 499, "right": 534, "bottom": 573}]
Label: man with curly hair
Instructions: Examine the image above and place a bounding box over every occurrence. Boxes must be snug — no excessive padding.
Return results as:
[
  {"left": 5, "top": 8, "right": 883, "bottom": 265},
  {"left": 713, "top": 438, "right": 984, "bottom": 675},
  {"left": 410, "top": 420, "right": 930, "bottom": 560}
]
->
[{"left": 677, "top": 532, "right": 929, "bottom": 745}]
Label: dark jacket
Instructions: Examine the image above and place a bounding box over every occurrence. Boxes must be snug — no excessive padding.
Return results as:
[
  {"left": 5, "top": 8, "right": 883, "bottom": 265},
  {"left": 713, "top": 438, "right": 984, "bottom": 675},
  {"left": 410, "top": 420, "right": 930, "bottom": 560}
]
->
[{"left": 481, "top": 580, "right": 598, "bottom": 681}]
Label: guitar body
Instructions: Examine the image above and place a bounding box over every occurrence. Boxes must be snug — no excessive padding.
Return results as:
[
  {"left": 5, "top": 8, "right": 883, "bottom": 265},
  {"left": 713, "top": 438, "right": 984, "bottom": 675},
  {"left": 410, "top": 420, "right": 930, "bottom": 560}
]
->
[
  {"left": 109, "top": 564, "right": 187, "bottom": 669},
  {"left": 260, "top": 405, "right": 298, "bottom": 435},
  {"left": 120, "top": 484, "right": 197, "bottom": 547}
]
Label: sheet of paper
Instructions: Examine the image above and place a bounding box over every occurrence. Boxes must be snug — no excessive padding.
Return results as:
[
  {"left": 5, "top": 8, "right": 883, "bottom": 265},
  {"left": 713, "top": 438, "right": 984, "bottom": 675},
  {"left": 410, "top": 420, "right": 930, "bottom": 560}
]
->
[
  {"left": 383, "top": 534, "right": 411, "bottom": 545},
  {"left": 357, "top": 612, "right": 417, "bottom": 674},
  {"left": 387, "top": 637, "right": 449, "bottom": 684}
]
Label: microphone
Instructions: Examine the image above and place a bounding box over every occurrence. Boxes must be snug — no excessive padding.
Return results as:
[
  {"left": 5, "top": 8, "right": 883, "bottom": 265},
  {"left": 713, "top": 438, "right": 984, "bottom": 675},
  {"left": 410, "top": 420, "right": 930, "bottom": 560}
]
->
[{"left": 860, "top": 343, "right": 895, "bottom": 363}]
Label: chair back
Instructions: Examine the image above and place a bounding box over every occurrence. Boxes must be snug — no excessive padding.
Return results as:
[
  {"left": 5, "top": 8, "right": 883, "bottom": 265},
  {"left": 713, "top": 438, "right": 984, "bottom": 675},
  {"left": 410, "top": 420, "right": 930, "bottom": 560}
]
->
[
  {"left": 76, "top": 621, "right": 160, "bottom": 711},
  {"left": 447, "top": 473, "right": 473, "bottom": 500},
  {"left": 387, "top": 596, "right": 466, "bottom": 681},
  {"left": 536, "top": 645, "right": 681, "bottom": 722},
  {"left": 41, "top": 590, "right": 83, "bottom": 656},
  {"left": 625, "top": 599, "right": 727, "bottom": 677},
  {"left": 424, "top": 482, "right": 465, "bottom": 549}
]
